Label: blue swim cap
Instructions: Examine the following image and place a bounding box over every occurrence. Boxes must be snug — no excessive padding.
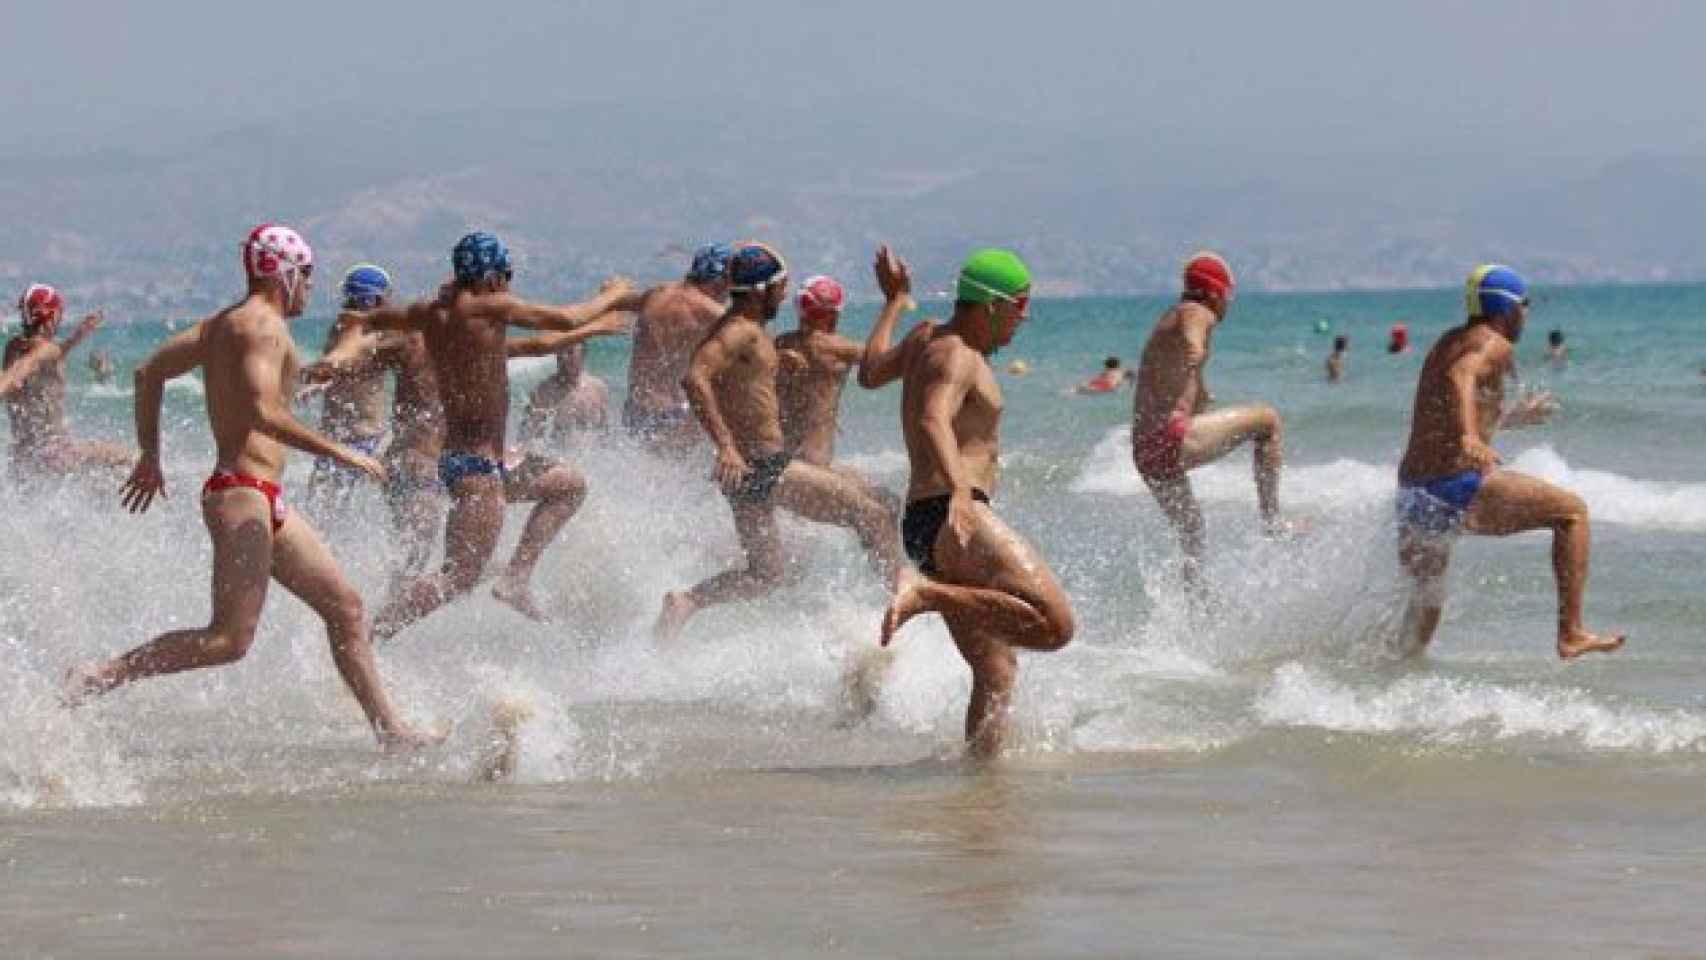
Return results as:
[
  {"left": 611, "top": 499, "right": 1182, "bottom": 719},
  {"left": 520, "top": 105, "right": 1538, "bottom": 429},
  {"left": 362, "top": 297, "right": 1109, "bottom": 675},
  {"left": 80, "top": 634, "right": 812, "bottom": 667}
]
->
[
  {"left": 688, "top": 243, "right": 732, "bottom": 283},
  {"left": 728, "top": 242, "right": 788, "bottom": 293},
  {"left": 1465, "top": 264, "right": 1528, "bottom": 319},
  {"left": 452, "top": 231, "right": 512, "bottom": 285},
  {"left": 340, "top": 264, "right": 392, "bottom": 309}
]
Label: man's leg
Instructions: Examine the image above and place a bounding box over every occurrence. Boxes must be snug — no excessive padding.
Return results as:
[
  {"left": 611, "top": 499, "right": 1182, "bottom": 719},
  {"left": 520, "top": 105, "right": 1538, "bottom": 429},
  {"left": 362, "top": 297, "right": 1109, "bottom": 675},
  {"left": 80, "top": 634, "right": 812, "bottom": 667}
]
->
[
  {"left": 389, "top": 480, "right": 443, "bottom": 581},
  {"left": 1179, "top": 404, "right": 1283, "bottom": 526},
  {"left": 1142, "top": 473, "right": 1207, "bottom": 589},
  {"left": 64, "top": 490, "right": 272, "bottom": 702},
  {"left": 883, "top": 500, "right": 1074, "bottom": 653},
  {"left": 654, "top": 501, "right": 784, "bottom": 641},
  {"left": 941, "top": 609, "right": 1019, "bottom": 762},
  {"left": 774, "top": 461, "right": 902, "bottom": 587},
  {"left": 1463, "top": 470, "right": 1625, "bottom": 659},
  {"left": 1395, "top": 531, "right": 1452, "bottom": 657},
  {"left": 270, "top": 511, "right": 437, "bottom": 749},
  {"left": 372, "top": 476, "right": 505, "bottom": 641},
  {"left": 492, "top": 457, "right": 588, "bottom": 621}
]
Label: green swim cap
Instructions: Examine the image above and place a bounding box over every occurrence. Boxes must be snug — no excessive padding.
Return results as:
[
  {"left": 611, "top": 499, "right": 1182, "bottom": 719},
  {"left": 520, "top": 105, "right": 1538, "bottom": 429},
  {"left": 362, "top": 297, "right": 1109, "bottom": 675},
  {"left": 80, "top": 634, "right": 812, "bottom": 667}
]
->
[{"left": 956, "top": 249, "right": 1031, "bottom": 304}]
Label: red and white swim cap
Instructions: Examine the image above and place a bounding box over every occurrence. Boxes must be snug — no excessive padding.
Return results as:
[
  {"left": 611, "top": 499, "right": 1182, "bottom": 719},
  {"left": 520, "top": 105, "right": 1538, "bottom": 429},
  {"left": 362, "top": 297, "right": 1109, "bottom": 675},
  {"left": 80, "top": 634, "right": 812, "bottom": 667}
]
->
[
  {"left": 242, "top": 224, "right": 314, "bottom": 284},
  {"left": 797, "top": 275, "right": 845, "bottom": 321},
  {"left": 17, "top": 284, "right": 64, "bottom": 330},
  {"left": 1182, "top": 251, "right": 1235, "bottom": 300}
]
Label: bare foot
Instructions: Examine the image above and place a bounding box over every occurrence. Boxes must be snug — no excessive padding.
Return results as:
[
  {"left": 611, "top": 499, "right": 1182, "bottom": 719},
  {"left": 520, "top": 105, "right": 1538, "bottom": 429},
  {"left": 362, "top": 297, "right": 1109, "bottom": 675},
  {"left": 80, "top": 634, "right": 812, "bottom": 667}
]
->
[
  {"left": 653, "top": 591, "right": 698, "bottom": 643},
  {"left": 880, "top": 570, "right": 932, "bottom": 647},
  {"left": 492, "top": 576, "right": 550, "bottom": 623},
  {"left": 1558, "top": 629, "right": 1626, "bottom": 660},
  {"left": 60, "top": 663, "right": 111, "bottom": 708},
  {"left": 380, "top": 724, "right": 449, "bottom": 754},
  {"left": 477, "top": 697, "right": 537, "bottom": 782}
]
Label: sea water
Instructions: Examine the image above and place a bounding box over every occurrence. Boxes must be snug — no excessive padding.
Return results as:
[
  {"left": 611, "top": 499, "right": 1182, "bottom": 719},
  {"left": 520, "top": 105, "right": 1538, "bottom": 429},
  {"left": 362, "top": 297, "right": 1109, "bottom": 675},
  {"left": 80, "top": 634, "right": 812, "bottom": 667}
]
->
[{"left": 2, "top": 283, "right": 1704, "bottom": 956}]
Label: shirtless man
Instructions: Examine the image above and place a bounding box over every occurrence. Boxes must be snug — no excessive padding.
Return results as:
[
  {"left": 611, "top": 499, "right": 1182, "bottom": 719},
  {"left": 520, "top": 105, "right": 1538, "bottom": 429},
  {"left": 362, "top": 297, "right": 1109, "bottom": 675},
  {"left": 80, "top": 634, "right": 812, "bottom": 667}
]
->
[
  {"left": 345, "top": 232, "right": 632, "bottom": 636},
  {"left": 1395, "top": 264, "right": 1623, "bottom": 660},
  {"left": 1075, "top": 357, "right": 1127, "bottom": 394},
  {"left": 303, "top": 265, "right": 394, "bottom": 509},
  {"left": 654, "top": 243, "right": 901, "bottom": 641},
  {"left": 1326, "top": 335, "right": 1348, "bottom": 384},
  {"left": 857, "top": 246, "right": 1074, "bottom": 759},
  {"left": 62, "top": 225, "right": 434, "bottom": 749},
  {"left": 1, "top": 285, "right": 132, "bottom": 479},
  {"left": 519, "top": 340, "right": 611, "bottom": 445},
  {"left": 301, "top": 286, "right": 447, "bottom": 581},
  {"left": 615, "top": 243, "right": 731, "bottom": 452},
  {"left": 775, "top": 274, "right": 899, "bottom": 511},
  {"left": 1131, "top": 251, "right": 1283, "bottom": 585}
]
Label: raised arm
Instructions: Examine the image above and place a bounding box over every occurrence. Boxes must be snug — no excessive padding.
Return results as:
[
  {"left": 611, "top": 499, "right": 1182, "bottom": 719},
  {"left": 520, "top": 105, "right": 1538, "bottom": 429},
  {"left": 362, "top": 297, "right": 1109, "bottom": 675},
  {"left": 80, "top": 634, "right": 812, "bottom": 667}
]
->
[
  {"left": 858, "top": 245, "right": 922, "bottom": 389},
  {"left": 505, "top": 312, "right": 633, "bottom": 357},
  {"left": 497, "top": 278, "right": 635, "bottom": 331},
  {"left": 0, "top": 341, "right": 59, "bottom": 397},
  {"left": 300, "top": 318, "right": 389, "bottom": 383},
  {"left": 356, "top": 299, "right": 433, "bottom": 333},
  {"left": 57, "top": 311, "right": 104, "bottom": 356}
]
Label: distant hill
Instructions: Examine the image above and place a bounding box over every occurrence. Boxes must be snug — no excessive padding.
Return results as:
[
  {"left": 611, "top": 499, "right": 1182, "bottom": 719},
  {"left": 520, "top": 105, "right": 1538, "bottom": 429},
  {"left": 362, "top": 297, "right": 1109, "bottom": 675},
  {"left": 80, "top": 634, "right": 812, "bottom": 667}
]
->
[{"left": 1, "top": 105, "right": 1701, "bottom": 320}]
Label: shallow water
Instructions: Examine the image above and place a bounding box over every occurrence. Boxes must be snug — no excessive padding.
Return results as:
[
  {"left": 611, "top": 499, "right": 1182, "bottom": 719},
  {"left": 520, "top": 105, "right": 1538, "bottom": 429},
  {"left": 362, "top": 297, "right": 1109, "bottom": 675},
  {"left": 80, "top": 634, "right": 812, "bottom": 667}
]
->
[{"left": 3, "top": 282, "right": 1705, "bottom": 954}]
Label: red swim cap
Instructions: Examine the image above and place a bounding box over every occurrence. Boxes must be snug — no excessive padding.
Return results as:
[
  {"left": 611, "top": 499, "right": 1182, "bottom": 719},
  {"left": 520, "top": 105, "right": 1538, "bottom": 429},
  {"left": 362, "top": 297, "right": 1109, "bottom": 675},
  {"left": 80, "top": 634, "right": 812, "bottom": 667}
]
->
[
  {"left": 242, "top": 224, "right": 314, "bottom": 283},
  {"left": 1389, "top": 323, "right": 1409, "bottom": 348},
  {"left": 797, "top": 275, "right": 845, "bottom": 321},
  {"left": 1182, "top": 251, "right": 1235, "bottom": 299},
  {"left": 17, "top": 284, "right": 64, "bottom": 330}
]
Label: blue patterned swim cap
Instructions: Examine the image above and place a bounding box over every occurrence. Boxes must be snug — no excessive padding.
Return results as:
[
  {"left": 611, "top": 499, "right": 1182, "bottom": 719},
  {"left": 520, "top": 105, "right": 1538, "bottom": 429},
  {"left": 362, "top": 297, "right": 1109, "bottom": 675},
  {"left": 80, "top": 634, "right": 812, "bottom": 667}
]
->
[
  {"left": 340, "top": 264, "right": 392, "bottom": 309},
  {"left": 688, "top": 243, "right": 732, "bottom": 283},
  {"left": 452, "top": 231, "right": 512, "bottom": 285},
  {"left": 728, "top": 242, "right": 788, "bottom": 293}
]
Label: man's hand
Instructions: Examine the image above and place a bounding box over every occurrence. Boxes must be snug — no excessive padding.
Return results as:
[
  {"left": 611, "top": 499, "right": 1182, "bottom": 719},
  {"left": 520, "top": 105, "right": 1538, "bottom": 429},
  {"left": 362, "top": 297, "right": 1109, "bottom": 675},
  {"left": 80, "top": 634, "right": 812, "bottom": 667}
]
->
[
  {"left": 344, "top": 450, "right": 387, "bottom": 485},
  {"left": 874, "top": 245, "right": 914, "bottom": 306},
  {"left": 714, "top": 445, "right": 749, "bottom": 493},
  {"left": 1460, "top": 436, "right": 1502, "bottom": 472},
  {"left": 600, "top": 275, "right": 635, "bottom": 298},
  {"left": 73, "top": 311, "right": 104, "bottom": 338},
  {"left": 1503, "top": 389, "right": 1559, "bottom": 428},
  {"left": 946, "top": 487, "right": 979, "bottom": 551},
  {"left": 120, "top": 453, "right": 167, "bottom": 514}
]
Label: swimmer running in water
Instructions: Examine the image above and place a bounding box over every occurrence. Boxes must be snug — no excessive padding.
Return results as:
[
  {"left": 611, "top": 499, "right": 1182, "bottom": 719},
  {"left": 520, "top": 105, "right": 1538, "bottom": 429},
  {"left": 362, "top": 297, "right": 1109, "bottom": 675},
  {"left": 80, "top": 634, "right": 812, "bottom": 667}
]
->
[
  {"left": 346, "top": 232, "right": 632, "bottom": 635},
  {"left": 859, "top": 246, "right": 1074, "bottom": 760},
  {"left": 775, "top": 273, "right": 900, "bottom": 512},
  {"left": 1131, "top": 252, "right": 1284, "bottom": 586},
  {"left": 63, "top": 225, "right": 436, "bottom": 749},
  {"left": 0, "top": 285, "right": 133, "bottom": 480},
  {"left": 610, "top": 244, "right": 731, "bottom": 453},
  {"left": 518, "top": 340, "right": 612, "bottom": 445},
  {"left": 654, "top": 243, "right": 902, "bottom": 641},
  {"left": 1395, "top": 264, "right": 1623, "bottom": 660},
  {"left": 302, "top": 265, "right": 394, "bottom": 511}
]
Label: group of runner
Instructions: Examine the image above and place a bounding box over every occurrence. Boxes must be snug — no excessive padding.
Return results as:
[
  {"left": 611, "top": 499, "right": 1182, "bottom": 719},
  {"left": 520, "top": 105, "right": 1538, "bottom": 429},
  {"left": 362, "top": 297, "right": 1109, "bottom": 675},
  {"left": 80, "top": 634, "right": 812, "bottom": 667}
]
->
[{"left": 4, "top": 228, "right": 1624, "bottom": 760}]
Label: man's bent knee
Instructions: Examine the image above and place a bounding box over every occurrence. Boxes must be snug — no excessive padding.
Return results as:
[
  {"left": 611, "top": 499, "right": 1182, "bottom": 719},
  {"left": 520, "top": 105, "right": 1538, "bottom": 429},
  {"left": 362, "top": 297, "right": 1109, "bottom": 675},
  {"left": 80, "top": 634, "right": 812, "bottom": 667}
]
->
[{"left": 202, "top": 629, "right": 256, "bottom": 665}]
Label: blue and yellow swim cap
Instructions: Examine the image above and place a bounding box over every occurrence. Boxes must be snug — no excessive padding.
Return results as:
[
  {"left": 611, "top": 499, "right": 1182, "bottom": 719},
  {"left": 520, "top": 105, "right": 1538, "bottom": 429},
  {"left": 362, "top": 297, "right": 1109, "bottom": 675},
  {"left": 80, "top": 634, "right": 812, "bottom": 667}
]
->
[
  {"left": 453, "top": 231, "right": 512, "bottom": 285},
  {"left": 340, "top": 264, "right": 392, "bottom": 309},
  {"left": 1465, "top": 264, "right": 1528, "bottom": 319}
]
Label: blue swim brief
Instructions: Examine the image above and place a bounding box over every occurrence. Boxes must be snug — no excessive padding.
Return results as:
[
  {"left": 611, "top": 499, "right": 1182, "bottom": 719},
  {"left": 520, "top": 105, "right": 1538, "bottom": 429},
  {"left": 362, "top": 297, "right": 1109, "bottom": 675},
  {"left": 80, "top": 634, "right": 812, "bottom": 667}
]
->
[
  {"left": 1395, "top": 470, "right": 1484, "bottom": 537},
  {"left": 438, "top": 451, "right": 508, "bottom": 490}
]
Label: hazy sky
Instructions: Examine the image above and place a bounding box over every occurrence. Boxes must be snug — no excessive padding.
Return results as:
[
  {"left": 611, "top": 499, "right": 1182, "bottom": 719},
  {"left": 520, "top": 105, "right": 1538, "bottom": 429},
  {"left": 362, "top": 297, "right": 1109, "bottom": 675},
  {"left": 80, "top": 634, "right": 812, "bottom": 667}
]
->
[{"left": 6, "top": 0, "right": 1702, "bottom": 173}]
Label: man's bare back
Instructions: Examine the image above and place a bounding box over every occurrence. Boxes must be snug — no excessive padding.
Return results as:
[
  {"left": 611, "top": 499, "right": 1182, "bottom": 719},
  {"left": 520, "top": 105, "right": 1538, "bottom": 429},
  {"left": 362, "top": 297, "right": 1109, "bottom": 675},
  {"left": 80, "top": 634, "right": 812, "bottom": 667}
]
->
[{"left": 775, "top": 327, "right": 860, "bottom": 465}]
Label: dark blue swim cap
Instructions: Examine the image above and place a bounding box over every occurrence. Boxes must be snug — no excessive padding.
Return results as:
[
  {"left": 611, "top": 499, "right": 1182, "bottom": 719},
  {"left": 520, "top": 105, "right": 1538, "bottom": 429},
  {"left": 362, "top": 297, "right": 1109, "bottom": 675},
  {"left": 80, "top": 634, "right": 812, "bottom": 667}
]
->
[
  {"left": 453, "top": 232, "right": 512, "bottom": 285},
  {"left": 688, "top": 243, "right": 732, "bottom": 283},
  {"left": 728, "top": 242, "right": 788, "bottom": 293}
]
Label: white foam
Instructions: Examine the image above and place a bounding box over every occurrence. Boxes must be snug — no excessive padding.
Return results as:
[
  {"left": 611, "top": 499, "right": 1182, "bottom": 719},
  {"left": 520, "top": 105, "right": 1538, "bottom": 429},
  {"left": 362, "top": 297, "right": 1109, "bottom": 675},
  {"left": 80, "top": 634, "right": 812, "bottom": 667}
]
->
[
  {"left": 1073, "top": 426, "right": 1706, "bottom": 532},
  {"left": 1255, "top": 662, "right": 1706, "bottom": 753}
]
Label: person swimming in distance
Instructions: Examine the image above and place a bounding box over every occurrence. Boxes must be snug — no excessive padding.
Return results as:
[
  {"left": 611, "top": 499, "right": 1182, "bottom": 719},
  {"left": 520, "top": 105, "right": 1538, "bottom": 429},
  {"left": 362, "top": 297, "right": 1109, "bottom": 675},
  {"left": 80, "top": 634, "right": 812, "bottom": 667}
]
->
[
  {"left": 1075, "top": 356, "right": 1127, "bottom": 394},
  {"left": 1326, "top": 334, "right": 1348, "bottom": 383},
  {"left": 1394, "top": 264, "right": 1622, "bottom": 660},
  {"left": 1547, "top": 328, "right": 1568, "bottom": 367},
  {"left": 1388, "top": 323, "right": 1410, "bottom": 355}
]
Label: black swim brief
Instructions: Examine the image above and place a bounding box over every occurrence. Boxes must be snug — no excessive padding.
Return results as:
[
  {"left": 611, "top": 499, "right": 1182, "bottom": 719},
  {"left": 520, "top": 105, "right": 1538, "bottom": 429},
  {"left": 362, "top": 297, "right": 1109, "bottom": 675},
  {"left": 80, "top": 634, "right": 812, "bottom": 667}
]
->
[
  {"left": 726, "top": 452, "right": 791, "bottom": 506},
  {"left": 902, "top": 489, "right": 990, "bottom": 577}
]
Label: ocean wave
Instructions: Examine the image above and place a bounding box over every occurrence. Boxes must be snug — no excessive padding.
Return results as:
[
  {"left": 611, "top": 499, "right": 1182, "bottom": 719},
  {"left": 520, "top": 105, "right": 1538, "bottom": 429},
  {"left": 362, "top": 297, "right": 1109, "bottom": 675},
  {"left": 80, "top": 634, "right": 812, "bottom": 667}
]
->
[
  {"left": 1072, "top": 426, "right": 1706, "bottom": 531},
  {"left": 1254, "top": 662, "right": 1706, "bottom": 753}
]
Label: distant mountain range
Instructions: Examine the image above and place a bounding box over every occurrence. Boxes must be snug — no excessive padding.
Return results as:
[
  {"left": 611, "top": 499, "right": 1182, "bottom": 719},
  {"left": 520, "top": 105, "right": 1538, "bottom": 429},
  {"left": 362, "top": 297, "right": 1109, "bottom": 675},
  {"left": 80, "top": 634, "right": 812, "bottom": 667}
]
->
[{"left": 2, "top": 104, "right": 1702, "bottom": 320}]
